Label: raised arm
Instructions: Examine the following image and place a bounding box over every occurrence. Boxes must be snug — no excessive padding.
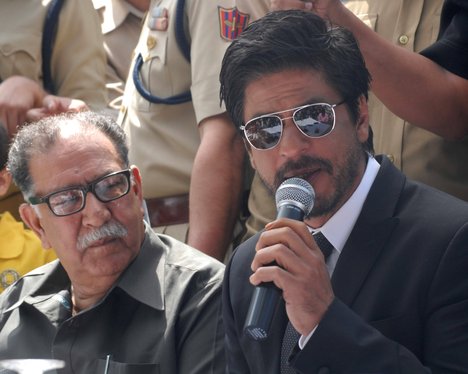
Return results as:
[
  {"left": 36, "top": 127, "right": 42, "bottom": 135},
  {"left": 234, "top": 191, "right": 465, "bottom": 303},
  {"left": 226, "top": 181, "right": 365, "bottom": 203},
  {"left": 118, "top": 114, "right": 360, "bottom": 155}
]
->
[{"left": 270, "top": 0, "right": 468, "bottom": 139}]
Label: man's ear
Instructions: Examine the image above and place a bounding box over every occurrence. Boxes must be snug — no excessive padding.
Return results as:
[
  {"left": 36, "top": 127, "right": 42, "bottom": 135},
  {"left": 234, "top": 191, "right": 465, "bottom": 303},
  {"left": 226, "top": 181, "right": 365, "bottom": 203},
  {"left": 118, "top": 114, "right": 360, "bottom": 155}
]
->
[
  {"left": 19, "top": 203, "right": 52, "bottom": 249},
  {"left": 130, "top": 165, "right": 143, "bottom": 200},
  {"left": 0, "top": 168, "right": 12, "bottom": 196},
  {"left": 356, "top": 95, "right": 370, "bottom": 143}
]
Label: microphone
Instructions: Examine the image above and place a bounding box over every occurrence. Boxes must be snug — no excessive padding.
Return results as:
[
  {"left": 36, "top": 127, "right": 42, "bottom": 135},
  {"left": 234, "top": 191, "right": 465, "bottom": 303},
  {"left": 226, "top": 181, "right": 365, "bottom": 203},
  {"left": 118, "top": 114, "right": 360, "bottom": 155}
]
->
[{"left": 244, "top": 177, "right": 315, "bottom": 341}]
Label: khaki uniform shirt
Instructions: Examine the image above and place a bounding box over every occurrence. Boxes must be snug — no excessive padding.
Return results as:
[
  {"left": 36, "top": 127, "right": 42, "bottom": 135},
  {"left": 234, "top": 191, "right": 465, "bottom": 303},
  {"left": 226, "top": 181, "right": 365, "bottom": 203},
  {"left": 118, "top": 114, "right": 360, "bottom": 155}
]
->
[
  {"left": 346, "top": 0, "right": 468, "bottom": 203},
  {"left": 240, "top": 0, "right": 468, "bottom": 241},
  {"left": 0, "top": 0, "right": 107, "bottom": 109},
  {"left": 0, "top": 226, "right": 225, "bottom": 373},
  {"left": 119, "top": 0, "right": 234, "bottom": 199},
  {"left": 93, "top": 0, "right": 144, "bottom": 116}
]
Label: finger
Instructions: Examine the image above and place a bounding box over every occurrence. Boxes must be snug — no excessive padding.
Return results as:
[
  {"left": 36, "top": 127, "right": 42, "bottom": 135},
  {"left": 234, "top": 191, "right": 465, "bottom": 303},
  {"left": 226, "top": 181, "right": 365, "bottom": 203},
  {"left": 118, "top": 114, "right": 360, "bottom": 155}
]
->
[
  {"left": 262, "top": 220, "right": 322, "bottom": 264},
  {"left": 43, "top": 95, "right": 59, "bottom": 113},
  {"left": 6, "top": 110, "right": 20, "bottom": 137},
  {"left": 265, "top": 218, "right": 316, "bottom": 247},
  {"left": 26, "top": 108, "right": 47, "bottom": 123},
  {"left": 249, "top": 261, "right": 288, "bottom": 286},
  {"left": 251, "top": 239, "right": 301, "bottom": 273}
]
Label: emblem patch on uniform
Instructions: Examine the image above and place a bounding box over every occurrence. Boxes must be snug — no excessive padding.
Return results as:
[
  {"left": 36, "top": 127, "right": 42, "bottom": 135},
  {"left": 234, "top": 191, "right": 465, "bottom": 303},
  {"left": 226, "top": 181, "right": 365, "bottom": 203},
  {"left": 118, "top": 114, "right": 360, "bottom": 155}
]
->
[
  {"left": 218, "top": 7, "right": 250, "bottom": 41},
  {"left": 1, "top": 269, "right": 20, "bottom": 289}
]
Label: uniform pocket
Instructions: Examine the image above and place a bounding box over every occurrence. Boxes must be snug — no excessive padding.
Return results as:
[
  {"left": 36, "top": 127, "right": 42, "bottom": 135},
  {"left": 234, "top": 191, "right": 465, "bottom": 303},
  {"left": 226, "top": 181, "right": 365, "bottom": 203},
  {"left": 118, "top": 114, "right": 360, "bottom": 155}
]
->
[
  {"left": 133, "top": 29, "right": 170, "bottom": 111},
  {"left": 96, "top": 358, "right": 160, "bottom": 374},
  {"left": 0, "top": 33, "right": 41, "bottom": 80}
]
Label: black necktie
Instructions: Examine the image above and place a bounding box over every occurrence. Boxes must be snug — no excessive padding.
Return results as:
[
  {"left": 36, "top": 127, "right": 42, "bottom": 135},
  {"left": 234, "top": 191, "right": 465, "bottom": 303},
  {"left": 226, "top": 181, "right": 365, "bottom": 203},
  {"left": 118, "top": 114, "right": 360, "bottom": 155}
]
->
[{"left": 280, "top": 232, "right": 333, "bottom": 374}]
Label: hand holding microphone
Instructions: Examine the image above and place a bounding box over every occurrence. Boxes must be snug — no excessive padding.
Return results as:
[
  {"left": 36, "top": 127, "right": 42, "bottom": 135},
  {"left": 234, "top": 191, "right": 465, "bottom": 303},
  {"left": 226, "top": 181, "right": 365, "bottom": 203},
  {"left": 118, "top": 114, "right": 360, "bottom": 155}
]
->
[{"left": 244, "top": 177, "right": 315, "bottom": 341}]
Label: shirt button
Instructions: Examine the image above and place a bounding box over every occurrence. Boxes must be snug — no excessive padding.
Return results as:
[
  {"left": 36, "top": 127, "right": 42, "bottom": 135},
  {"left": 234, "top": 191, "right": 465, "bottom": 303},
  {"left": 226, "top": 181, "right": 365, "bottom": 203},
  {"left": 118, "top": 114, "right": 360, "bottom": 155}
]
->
[
  {"left": 147, "top": 36, "right": 157, "bottom": 50},
  {"left": 387, "top": 154, "right": 395, "bottom": 163},
  {"left": 398, "top": 35, "right": 409, "bottom": 45}
]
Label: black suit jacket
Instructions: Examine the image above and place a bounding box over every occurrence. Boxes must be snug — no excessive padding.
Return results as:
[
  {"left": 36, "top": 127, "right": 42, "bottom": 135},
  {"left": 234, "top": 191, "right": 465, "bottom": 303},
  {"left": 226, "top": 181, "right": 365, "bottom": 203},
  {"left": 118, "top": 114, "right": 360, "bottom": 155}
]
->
[{"left": 223, "top": 155, "right": 468, "bottom": 373}]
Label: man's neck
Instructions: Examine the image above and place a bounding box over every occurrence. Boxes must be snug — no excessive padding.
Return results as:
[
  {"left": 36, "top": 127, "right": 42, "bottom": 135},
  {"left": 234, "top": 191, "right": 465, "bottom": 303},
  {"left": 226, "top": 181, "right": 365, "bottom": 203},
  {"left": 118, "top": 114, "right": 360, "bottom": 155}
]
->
[{"left": 70, "top": 278, "right": 117, "bottom": 314}]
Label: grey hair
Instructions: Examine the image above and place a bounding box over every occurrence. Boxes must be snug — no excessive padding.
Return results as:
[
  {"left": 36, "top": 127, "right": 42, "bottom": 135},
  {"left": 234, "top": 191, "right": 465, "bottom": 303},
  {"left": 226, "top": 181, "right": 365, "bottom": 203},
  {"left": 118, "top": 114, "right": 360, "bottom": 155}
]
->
[{"left": 7, "top": 111, "right": 129, "bottom": 198}]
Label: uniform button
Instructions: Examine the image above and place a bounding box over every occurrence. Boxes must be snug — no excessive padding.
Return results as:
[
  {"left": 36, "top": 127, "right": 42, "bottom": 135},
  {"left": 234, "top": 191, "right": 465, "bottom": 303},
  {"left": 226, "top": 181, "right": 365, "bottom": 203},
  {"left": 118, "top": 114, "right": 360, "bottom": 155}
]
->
[
  {"left": 387, "top": 154, "right": 395, "bottom": 163},
  {"left": 398, "top": 34, "right": 409, "bottom": 45},
  {"left": 147, "top": 36, "right": 157, "bottom": 50}
]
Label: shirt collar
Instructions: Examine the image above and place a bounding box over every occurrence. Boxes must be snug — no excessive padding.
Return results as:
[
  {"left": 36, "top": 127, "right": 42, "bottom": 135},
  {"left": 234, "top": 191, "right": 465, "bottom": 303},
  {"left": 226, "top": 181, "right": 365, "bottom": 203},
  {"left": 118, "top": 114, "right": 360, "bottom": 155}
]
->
[
  {"left": 116, "top": 223, "right": 165, "bottom": 310},
  {"left": 95, "top": 0, "right": 144, "bottom": 34},
  {"left": 5, "top": 224, "right": 165, "bottom": 313},
  {"left": 312, "top": 155, "right": 380, "bottom": 253}
]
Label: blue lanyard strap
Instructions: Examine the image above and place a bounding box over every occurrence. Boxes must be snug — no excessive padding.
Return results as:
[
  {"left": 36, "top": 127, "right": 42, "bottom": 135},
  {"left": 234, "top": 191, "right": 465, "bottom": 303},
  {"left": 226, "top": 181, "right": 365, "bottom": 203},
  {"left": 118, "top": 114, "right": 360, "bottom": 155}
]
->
[{"left": 132, "top": 53, "right": 192, "bottom": 105}]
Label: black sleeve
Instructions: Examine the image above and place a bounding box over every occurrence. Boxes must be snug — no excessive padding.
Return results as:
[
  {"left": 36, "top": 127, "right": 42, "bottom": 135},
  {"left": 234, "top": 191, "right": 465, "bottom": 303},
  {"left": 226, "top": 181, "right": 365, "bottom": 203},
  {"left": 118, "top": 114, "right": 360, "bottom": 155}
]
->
[{"left": 420, "top": 0, "right": 468, "bottom": 79}]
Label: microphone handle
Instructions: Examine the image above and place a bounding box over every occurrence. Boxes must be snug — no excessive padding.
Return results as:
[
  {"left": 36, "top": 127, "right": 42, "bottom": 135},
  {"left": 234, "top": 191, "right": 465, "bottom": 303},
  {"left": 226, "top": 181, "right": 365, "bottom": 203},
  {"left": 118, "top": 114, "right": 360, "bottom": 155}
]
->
[
  {"left": 243, "top": 203, "right": 305, "bottom": 341},
  {"left": 244, "top": 282, "right": 281, "bottom": 341}
]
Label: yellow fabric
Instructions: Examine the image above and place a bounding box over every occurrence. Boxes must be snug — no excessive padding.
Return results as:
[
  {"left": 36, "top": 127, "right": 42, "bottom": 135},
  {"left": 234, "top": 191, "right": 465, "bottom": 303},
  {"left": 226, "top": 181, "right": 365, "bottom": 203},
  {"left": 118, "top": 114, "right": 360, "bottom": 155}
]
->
[
  {"left": 0, "top": 183, "right": 24, "bottom": 221},
  {"left": 0, "top": 212, "right": 57, "bottom": 292}
]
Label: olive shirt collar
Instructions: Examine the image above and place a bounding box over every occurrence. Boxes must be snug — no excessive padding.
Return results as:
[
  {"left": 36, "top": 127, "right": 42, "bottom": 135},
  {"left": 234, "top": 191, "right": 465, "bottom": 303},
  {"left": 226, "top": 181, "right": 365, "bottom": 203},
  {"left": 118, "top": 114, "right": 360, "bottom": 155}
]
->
[{"left": 3, "top": 223, "right": 165, "bottom": 314}]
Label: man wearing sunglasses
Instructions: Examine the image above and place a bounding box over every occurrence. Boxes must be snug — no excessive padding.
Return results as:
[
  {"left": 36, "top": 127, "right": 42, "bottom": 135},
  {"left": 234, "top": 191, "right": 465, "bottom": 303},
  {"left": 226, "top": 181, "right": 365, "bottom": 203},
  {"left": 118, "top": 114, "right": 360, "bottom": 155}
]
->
[
  {"left": 220, "top": 10, "right": 468, "bottom": 373},
  {"left": 0, "top": 111, "right": 225, "bottom": 373}
]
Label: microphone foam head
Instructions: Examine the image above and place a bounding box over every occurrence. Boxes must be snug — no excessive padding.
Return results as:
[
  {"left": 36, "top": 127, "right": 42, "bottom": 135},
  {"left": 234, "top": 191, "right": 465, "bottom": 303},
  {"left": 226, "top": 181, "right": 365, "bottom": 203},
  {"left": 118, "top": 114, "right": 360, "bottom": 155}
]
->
[{"left": 275, "top": 177, "right": 315, "bottom": 215}]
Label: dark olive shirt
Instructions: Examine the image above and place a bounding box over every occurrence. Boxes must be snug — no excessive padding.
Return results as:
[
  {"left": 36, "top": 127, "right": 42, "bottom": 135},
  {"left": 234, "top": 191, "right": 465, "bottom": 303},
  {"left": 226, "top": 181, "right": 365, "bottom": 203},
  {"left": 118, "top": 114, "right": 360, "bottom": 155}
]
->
[{"left": 0, "top": 226, "right": 225, "bottom": 373}]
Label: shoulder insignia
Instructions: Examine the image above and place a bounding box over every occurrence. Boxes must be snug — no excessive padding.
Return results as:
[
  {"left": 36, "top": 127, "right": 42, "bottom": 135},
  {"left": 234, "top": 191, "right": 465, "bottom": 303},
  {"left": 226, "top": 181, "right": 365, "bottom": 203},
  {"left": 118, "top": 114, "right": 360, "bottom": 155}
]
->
[{"left": 218, "top": 7, "right": 250, "bottom": 41}]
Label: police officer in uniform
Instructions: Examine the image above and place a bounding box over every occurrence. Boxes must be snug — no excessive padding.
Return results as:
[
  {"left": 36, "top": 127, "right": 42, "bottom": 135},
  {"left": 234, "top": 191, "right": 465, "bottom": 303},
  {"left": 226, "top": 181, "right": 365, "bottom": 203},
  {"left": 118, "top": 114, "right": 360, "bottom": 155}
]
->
[{"left": 119, "top": 0, "right": 247, "bottom": 261}]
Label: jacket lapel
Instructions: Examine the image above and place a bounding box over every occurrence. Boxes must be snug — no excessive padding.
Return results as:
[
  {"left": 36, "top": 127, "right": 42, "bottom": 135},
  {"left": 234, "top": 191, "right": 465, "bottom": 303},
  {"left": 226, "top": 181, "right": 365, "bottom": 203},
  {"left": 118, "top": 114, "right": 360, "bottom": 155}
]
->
[{"left": 331, "top": 156, "right": 405, "bottom": 307}]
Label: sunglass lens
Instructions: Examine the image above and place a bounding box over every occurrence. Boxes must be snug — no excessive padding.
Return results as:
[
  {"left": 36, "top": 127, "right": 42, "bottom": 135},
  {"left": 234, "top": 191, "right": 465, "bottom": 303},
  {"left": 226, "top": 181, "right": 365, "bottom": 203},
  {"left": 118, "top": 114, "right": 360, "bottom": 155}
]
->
[
  {"left": 294, "top": 104, "right": 334, "bottom": 137},
  {"left": 245, "top": 116, "right": 282, "bottom": 150}
]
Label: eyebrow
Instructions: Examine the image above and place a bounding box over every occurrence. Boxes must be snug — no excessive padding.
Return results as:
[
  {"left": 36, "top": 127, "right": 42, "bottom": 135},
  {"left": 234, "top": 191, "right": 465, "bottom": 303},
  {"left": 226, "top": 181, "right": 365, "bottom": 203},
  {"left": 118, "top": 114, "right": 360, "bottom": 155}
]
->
[
  {"left": 247, "top": 96, "right": 329, "bottom": 120},
  {"left": 35, "top": 169, "right": 119, "bottom": 198}
]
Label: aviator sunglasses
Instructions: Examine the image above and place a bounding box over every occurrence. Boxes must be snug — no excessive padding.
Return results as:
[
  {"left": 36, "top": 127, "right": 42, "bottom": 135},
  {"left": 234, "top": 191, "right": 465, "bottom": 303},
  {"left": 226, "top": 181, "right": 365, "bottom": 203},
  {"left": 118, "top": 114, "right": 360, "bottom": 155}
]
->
[{"left": 240, "top": 100, "right": 346, "bottom": 150}]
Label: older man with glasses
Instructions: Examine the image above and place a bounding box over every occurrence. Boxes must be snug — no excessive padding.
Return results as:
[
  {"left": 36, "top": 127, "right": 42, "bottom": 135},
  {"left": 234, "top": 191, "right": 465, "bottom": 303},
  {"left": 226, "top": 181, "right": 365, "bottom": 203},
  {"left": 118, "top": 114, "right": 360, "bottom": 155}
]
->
[
  {"left": 220, "top": 10, "right": 468, "bottom": 373},
  {"left": 0, "top": 111, "right": 225, "bottom": 373}
]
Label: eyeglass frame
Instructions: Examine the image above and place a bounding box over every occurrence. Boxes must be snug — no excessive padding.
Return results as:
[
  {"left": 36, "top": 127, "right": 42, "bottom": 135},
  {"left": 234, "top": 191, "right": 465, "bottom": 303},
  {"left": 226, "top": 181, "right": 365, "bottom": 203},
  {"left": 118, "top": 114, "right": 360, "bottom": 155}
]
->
[
  {"left": 240, "top": 100, "right": 346, "bottom": 151},
  {"left": 28, "top": 168, "right": 133, "bottom": 217}
]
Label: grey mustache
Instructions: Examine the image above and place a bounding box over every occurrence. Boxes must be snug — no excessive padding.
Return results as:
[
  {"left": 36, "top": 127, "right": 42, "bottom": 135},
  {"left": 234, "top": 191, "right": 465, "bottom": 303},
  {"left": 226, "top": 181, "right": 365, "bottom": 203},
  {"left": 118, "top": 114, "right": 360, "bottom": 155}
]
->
[{"left": 77, "top": 221, "right": 128, "bottom": 251}]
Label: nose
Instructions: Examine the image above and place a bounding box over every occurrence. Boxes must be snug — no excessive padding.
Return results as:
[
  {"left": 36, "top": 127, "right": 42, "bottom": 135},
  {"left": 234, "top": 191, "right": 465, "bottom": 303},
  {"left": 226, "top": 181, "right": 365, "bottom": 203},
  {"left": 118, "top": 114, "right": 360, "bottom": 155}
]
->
[
  {"left": 81, "top": 191, "right": 112, "bottom": 227},
  {"left": 278, "top": 117, "right": 309, "bottom": 157}
]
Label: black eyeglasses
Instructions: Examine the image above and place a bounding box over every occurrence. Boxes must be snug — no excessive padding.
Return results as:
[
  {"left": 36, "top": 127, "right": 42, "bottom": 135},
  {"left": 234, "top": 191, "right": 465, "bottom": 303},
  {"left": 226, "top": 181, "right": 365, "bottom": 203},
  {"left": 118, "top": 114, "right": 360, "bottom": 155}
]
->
[
  {"left": 240, "top": 101, "right": 346, "bottom": 150},
  {"left": 29, "top": 169, "right": 132, "bottom": 217}
]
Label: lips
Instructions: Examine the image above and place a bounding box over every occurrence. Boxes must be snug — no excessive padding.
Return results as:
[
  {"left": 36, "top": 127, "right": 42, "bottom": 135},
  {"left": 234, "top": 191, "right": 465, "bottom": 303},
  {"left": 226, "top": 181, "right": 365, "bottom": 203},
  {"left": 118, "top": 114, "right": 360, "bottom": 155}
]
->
[
  {"left": 87, "top": 237, "right": 116, "bottom": 248},
  {"left": 284, "top": 168, "right": 321, "bottom": 185}
]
